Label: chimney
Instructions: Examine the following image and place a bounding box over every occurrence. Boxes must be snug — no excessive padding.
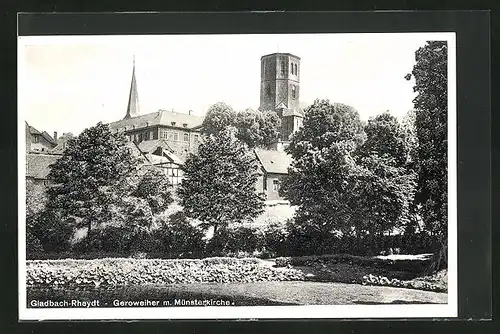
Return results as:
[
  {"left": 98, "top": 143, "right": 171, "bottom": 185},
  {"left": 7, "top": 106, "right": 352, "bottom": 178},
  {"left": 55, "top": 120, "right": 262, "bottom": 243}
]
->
[
  {"left": 53, "top": 131, "right": 58, "bottom": 141},
  {"left": 189, "top": 110, "right": 192, "bottom": 115}
]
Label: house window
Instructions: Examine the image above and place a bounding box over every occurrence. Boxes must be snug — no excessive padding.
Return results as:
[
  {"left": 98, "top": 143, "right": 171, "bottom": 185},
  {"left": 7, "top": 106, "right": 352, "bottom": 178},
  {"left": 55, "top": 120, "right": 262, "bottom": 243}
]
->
[
  {"left": 194, "top": 134, "right": 199, "bottom": 142},
  {"left": 33, "top": 135, "right": 39, "bottom": 143},
  {"left": 162, "top": 130, "right": 168, "bottom": 138},
  {"left": 273, "top": 179, "right": 279, "bottom": 191},
  {"left": 173, "top": 132, "right": 179, "bottom": 141},
  {"left": 138, "top": 133, "right": 143, "bottom": 142},
  {"left": 183, "top": 133, "right": 189, "bottom": 142}
]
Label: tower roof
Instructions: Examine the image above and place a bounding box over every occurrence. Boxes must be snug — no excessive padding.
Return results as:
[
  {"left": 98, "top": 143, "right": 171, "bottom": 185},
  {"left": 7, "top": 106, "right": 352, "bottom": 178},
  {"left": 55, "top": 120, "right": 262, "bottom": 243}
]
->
[
  {"left": 261, "top": 53, "right": 301, "bottom": 60},
  {"left": 124, "top": 57, "right": 140, "bottom": 119}
]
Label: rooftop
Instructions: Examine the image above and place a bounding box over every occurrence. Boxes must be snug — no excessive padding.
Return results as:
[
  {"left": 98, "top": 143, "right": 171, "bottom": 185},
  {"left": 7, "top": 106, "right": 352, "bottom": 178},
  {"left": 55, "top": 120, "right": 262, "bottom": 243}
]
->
[
  {"left": 108, "top": 109, "right": 203, "bottom": 132},
  {"left": 26, "top": 122, "right": 57, "bottom": 146},
  {"left": 254, "top": 148, "right": 292, "bottom": 174},
  {"left": 261, "top": 53, "right": 301, "bottom": 60},
  {"left": 26, "top": 152, "right": 61, "bottom": 179}
]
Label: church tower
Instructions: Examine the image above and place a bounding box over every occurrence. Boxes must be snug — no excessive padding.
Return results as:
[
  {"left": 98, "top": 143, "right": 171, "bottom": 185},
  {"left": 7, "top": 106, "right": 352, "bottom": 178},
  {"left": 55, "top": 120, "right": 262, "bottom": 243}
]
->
[
  {"left": 259, "top": 53, "right": 303, "bottom": 142},
  {"left": 124, "top": 56, "right": 140, "bottom": 119}
]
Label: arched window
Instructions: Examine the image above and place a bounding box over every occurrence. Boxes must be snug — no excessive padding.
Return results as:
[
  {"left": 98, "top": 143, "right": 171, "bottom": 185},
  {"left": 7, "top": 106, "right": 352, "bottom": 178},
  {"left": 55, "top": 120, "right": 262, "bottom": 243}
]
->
[
  {"left": 294, "top": 64, "right": 298, "bottom": 75},
  {"left": 290, "top": 63, "right": 294, "bottom": 74}
]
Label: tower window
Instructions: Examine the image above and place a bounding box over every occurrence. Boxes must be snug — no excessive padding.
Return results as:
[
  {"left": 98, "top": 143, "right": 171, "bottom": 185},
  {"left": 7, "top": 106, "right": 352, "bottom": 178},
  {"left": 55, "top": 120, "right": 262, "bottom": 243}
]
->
[
  {"left": 291, "top": 85, "right": 297, "bottom": 99},
  {"left": 290, "top": 63, "right": 294, "bottom": 74},
  {"left": 294, "top": 64, "right": 298, "bottom": 75},
  {"left": 281, "top": 61, "right": 286, "bottom": 76}
]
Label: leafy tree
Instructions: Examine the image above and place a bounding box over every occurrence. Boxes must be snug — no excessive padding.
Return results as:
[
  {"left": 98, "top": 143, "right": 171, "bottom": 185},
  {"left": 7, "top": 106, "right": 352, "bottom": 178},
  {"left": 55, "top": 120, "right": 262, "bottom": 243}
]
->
[
  {"left": 177, "top": 128, "right": 265, "bottom": 236},
  {"left": 201, "top": 102, "right": 236, "bottom": 136},
  {"left": 357, "top": 112, "right": 407, "bottom": 166},
  {"left": 46, "top": 122, "right": 138, "bottom": 248},
  {"left": 280, "top": 99, "right": 366, "bottom": 234},
  {"left": 235, "top": 108, "right": 281, "bottom": 148},
  {"left": 131, "top": 167, "right": 174, "bottom": 215},
  {"left": 406, "top": 41, "right": 448, "bottom": 240},
  {"left": 406, "top": 41, "right": 448, "bottom": 270}
]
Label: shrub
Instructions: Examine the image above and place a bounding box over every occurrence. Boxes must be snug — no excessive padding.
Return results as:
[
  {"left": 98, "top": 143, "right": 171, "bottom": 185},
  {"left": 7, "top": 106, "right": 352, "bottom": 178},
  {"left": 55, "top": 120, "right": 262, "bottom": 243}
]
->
[
  {"left": 261, "top": 221, "right": 289, "bottom": 257},
  {"left": 206, "top": 225, "right": 262, "bottom": 255},
  {"left": 28, "top": 211, "right": 73, "bottom": 253},
  {"left": 152, "top": 212, "right": 206, "bottom": 258}
]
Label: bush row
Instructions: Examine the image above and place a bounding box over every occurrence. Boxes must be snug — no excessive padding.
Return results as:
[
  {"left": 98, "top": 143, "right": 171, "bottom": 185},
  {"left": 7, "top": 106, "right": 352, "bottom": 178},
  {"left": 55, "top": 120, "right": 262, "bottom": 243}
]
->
[
  {"left": 28, "top": 213, "right": 443, "bottom": 260},
  {"left": 362, "top": 274, "right": 446, "bottom": 293},
  {"left": 274, "top": 254, "right": 433, "bottom": 274},
  {"left": 26, "top": 257, "right": 305, "bottom": 289}
]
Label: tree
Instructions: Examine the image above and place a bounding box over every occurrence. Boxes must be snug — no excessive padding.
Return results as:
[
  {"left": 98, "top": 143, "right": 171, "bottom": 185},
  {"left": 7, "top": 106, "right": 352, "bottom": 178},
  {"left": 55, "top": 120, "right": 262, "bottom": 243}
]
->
[
  {"left": 201, "top": 102, "right": 236, "bottom": 136},
  {"left": 353, "top": 113, "right": 417, "bottom": 237},
  {"left": 406, "top": 41, "right": 448, "bottom": 239},
  {"left": 177, "top": 128, "right": 265, "bottom": 236},
  {"left": 131, "top": 167, "right": 174, "bottom": 215},
  {"left": 406, "top": 41, "right": 448, "bottom": 270},
  {"left": 357, "top": 112, "right": 408, "bottom": 166},
  {"left": 235, "top": 108, "right": 281, "bottom": 148},
  {"left": 280, "top": 99, "right": 366, "bottom": 234},
  {"left": 46, "top": 122, "right": 138, "bottom": 248}
]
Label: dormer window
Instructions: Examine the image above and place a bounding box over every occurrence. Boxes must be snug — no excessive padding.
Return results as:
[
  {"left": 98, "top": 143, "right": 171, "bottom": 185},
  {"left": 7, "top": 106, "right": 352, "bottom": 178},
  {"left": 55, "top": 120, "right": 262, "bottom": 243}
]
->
[
  {"left": 171, "top": 122, "right": 176, "bottom": 126},
  {"left": 183, "top": 123, "right": 188, "bottom": 128}
]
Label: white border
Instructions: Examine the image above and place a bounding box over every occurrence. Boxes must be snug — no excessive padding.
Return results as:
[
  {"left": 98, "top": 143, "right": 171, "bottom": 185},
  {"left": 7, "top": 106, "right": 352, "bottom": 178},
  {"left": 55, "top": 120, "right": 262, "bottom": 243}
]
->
[{"left": 18, "top": 32, "right": 457, "bottom": 320}]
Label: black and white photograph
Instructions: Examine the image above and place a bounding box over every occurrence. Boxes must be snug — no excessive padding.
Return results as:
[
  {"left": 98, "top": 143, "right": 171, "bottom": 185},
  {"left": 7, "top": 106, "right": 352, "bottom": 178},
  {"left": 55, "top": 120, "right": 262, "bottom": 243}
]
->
[{"left": 18, "top": 31, "right": 457, "bottom": 320}]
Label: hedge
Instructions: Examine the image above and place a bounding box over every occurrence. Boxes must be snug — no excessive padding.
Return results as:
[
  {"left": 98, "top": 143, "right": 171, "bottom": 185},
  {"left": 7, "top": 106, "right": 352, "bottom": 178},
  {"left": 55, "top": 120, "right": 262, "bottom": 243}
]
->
[{"left": 26, "top": 257, "right": 305, "bottom": 289}]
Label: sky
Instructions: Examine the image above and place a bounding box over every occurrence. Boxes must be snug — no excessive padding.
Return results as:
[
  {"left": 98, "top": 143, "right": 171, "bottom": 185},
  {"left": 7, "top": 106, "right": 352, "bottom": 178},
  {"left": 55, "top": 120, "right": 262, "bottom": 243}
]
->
[{"left": 18, "top": 33, "right": 452, "bottom": 136}]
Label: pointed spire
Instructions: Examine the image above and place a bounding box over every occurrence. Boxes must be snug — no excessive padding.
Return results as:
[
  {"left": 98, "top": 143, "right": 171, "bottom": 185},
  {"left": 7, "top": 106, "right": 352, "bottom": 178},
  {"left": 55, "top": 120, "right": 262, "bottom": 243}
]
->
[{"left": 124, "top": 55, "right": 140, "bottom": 119}]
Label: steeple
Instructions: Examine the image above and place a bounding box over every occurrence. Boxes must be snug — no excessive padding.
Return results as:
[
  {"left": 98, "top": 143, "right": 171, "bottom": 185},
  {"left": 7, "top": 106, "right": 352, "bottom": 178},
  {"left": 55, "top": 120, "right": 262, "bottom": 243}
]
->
[{"left": 124, "top": 55, "right": 140, "bottom": 119}]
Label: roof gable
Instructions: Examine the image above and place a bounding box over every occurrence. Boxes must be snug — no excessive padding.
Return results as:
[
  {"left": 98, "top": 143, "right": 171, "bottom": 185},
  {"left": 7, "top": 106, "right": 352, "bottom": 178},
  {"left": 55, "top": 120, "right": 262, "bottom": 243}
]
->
[{"left": 254, "top": 149, "right": 292, "bottom": 174}]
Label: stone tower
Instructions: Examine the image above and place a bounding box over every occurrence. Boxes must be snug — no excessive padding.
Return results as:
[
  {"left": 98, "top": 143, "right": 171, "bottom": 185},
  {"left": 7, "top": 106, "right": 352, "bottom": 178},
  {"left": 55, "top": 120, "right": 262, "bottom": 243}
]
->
[
  {"left": 124, "top": 56, "right": 140, "bottom": 119},
  {"left": 259, "top": 53, "right": 303, "bottom": 142}
]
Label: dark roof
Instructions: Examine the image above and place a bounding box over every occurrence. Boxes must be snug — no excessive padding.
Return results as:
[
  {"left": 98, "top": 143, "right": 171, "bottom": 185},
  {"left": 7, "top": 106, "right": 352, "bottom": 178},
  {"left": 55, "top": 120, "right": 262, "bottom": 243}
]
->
[
  {"left": 26, "top": 153, "right": 60, "bottom": 179},
  {"left": 26, "top": 123, "right": 57, "bottom": 146},
  {"left": 254, "top": 149, "right": 292, "bottom": 174},
  {"left": 108, "top": 109, "right": 203, "bottom": 132},
  {"left": 261, "top": 53, "right": 301, "bottom": 60}
]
